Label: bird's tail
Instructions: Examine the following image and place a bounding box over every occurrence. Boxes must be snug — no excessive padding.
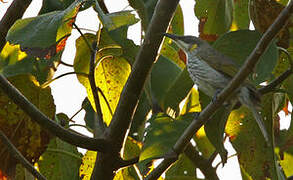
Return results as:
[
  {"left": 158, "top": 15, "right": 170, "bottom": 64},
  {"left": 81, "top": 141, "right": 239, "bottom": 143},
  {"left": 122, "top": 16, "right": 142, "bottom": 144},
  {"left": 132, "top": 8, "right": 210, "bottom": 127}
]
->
[
  {"left": 249, "top": 105, "right": 270, "bottom": 145},
  {"left": 238, "top": 87, "right": 270, "bottom": 145}
]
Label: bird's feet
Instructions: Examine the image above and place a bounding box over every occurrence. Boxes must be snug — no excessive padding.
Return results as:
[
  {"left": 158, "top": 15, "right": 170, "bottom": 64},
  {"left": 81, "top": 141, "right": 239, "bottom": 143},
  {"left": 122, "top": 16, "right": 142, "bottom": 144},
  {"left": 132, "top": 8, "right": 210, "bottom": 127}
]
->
[{"left": 212, "top": 89, "right": 222, "bottom": 103}]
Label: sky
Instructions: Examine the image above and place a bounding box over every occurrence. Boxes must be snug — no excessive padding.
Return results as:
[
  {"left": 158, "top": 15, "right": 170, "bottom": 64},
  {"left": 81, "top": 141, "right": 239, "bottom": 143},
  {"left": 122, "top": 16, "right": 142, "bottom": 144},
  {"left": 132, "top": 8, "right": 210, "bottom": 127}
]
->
[{"left": 1, "top": 0, "right": 292, "bottom": 179}]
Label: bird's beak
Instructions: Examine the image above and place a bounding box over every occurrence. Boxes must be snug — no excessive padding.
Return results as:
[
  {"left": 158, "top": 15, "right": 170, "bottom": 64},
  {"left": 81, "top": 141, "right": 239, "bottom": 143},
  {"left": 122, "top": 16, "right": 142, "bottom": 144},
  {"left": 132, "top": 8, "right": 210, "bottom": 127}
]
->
[
  {"left": 163, "top": 33, "right": 189, "bottom": 52},
  {"left": 163, "top": 33, "right": 180, "bottom": 40}
]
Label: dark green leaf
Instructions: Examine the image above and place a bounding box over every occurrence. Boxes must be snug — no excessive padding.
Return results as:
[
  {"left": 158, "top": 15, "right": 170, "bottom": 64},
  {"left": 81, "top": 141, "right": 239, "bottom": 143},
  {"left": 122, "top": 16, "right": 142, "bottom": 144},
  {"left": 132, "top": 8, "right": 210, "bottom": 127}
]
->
[
  {"left": 129, "top": 91, "right": 151, "bottom": 141},
  {"left": 39, "top": 0, "right": 76, "bottom": 14},
  {"left": 6, "top": 0, "right": 83, "bottom": 57},
  {"left": 82, "top": 98, "right": 95, "bottom": 132},
  {"left": 163, "top": 68, "right": 194, "bottom": 115},
  {"left": 151, "top": 56, "right": 181, "bottom": 111},
  {"left": 140, "top": 113, "right": 195, "bottom": 162},
  {"left": 204, "top": 106, "right": 229, "bottom": 164},
  {"left": 213, "top": 30, "right": 278, "bottom": 85},
  {"left": 128, "top": 0, "right": 158, "bottom": 31}
]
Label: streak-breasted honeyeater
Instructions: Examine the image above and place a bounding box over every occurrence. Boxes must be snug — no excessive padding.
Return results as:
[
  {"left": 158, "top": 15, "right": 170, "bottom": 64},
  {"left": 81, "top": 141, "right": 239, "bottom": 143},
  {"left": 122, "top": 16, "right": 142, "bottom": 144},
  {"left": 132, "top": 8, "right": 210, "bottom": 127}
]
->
[{"left": 163, "top": 33, "right": 269, "bottom": 144}]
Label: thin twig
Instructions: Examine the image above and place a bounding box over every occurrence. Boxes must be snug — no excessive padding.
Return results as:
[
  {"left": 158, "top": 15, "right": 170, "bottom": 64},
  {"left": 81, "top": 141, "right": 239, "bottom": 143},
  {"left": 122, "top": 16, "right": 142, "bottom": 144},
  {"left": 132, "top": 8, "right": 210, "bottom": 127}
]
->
[
  {"left": 41, "top": 72, "right": 88, "bottom": 88},
  {"left": 60, "top": 60, "right": 74, "bottom": 67},
  {"left": 89, "top": 41, "right": 105, "bottom": 134},
  {"left": 0, "top": 130, "right": 47, "bottom": 180},
  {"left": 72, "top": 22, "right": 93, "bottom": 52},
  {"left": 145, "top": 1, "right": 293, "bottom": 179}
]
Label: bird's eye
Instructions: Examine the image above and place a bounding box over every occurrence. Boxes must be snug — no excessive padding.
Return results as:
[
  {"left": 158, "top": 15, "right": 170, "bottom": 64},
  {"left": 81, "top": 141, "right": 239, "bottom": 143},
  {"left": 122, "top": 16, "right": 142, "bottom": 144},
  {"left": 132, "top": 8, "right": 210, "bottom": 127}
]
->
[{"left": 190, "top": 44, "right": 197, "bottom": 51}]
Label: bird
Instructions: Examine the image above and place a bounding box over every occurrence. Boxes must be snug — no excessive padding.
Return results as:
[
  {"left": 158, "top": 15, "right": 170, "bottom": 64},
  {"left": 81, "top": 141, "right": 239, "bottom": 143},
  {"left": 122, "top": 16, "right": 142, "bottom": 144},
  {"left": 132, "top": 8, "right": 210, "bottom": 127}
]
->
[{"left": 163, "top": 33, "right": 269, "bottom": 144}]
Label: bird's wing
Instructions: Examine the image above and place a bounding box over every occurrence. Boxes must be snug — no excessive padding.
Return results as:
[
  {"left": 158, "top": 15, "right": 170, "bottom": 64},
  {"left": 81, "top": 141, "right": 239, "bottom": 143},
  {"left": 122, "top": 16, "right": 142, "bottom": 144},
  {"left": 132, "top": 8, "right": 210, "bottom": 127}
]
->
[{"left": 197, "top": 46, "right": 240, "bottom": 78}]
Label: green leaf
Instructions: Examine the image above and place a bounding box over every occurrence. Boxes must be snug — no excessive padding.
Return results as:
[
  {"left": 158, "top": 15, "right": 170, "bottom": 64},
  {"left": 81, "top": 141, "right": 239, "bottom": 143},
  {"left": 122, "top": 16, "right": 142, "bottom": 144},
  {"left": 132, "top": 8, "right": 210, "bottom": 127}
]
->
[
  {"left": 6, "top": 0, "right": 83, "bottom": 58},
  {"left": 151, "top": 56, "right": 181, "bottom": 111},
  {"left": 204, "top": 106, "right": 230, "bottom": 163},
  {"left": 170, "top": 5, "right": 184, "bottom": 35},
  {"left": 163, "top": 68, "right": 194, "bottom": 115},
  {"left": 108, "top": 27, "right": 140, "bottom": 65},
  {"left": 140, "top": 113, "right": 195, "bottom": 162},
  {"left": 194, "top": 0, "right": 233, "bottom": 36},
  {"left": 93, "top": 1, "right": 139, "bottom": 31},
  {"left": 213, "top": 30, "right": 278, "bottom": 85},
  {"left": 82, "top": 98, "right": 95, "bottom": 132},
  {"left": 127, "top": 0, "right": 159, "bottom": 31},
  {"left": 38, "top": 137, "right": 82, "bottom": 180},
  {"left": 129, "top": 91, "right": 151, "bottom": 140},
  {"left": 39, "top": 0, "right": 76, "bottom": 14}
]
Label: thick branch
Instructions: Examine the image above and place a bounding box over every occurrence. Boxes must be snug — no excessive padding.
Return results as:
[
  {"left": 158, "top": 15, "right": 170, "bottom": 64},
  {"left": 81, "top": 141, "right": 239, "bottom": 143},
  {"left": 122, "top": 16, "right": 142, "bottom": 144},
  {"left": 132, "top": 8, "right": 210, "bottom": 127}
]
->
[
  {"left": 0, "top": 0, "right": 32, "bottom": 52},
  {"left": 108, "top": 0, "right": 180, "bottom": 150},
  {"left": 0, "top": 130, "right": 46, "bottom": 180},
  {"left": 146, "top": 1, "right": 293, "bottom": 179},
  {"left": 0, "top": 74, "right": 112, "bottom": 152}
]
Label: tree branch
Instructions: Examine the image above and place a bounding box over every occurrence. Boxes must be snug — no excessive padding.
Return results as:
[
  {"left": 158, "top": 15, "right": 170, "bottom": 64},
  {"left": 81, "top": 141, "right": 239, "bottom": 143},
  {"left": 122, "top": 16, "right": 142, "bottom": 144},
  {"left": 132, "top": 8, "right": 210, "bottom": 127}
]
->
[
  {"left": 90, "top": 0, "right": 180, "bottom": 178},
  {"left": 0, "top": 0, "right": 32, "bottom": 52},
  {"left": 145, "top": 1, "right": 293, "bottom": 179},
  {"left": 108, "top": 0, "right": 180, "bottom": 151},
  {"left": 0, "top": 130, "right": 46, "bottom": 180},
  {"left": 0, "top": 74, "right": 112, "bottom": 152}
]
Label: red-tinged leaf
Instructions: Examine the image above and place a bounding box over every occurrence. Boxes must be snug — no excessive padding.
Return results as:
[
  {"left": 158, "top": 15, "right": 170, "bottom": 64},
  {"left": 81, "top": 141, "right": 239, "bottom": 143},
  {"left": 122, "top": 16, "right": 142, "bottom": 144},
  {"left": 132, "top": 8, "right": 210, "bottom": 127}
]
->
[
  {"left": 6, "top": 0, "right": 83, "bottom": 58},
  {"left": 283, "top": 100, "right": 290, "bottom": 116},
  {"left": 198, "top": 17, "right": 218, "bottom": 42},
  {"left": 195, "top": 0, "right": 233, "bottom": 39}
]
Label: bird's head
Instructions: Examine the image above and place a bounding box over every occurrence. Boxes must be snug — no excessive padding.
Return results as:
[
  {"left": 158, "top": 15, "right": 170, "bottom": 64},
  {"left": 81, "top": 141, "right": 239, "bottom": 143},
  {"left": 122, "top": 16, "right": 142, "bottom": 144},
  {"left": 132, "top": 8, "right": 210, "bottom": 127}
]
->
[{"left": 163, "top": 33, "right": 204, "bottom": 53}]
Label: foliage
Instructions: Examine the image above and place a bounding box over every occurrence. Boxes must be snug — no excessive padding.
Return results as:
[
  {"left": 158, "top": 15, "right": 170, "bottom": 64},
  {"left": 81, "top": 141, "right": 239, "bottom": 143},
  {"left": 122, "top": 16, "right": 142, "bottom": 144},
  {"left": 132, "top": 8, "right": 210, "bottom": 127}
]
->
[{"left": 0, "top": 0, "right": 293, "bottom": 179}]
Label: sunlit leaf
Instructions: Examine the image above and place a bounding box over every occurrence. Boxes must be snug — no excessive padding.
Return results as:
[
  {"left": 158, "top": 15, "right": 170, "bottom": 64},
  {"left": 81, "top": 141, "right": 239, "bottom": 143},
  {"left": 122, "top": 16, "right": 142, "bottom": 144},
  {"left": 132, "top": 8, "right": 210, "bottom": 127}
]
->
[
  {"left": 180, "top": 88, "right": 201, "bottom": 115},
  {"left": 79, "top": 151, "right": 96, "bottom": 180},
  {"left": 74, "top": 32, "right": 131, "bottom": 125}
]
